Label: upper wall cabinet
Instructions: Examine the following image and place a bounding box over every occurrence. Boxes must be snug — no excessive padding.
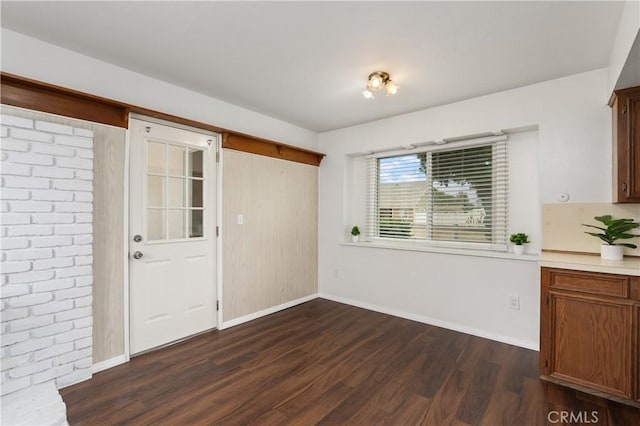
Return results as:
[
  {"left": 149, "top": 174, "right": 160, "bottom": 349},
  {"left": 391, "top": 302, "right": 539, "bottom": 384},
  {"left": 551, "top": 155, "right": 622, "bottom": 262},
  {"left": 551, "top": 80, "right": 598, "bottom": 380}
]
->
[{"left": 611, "top": 86, "right": 640, "bottom": 203}]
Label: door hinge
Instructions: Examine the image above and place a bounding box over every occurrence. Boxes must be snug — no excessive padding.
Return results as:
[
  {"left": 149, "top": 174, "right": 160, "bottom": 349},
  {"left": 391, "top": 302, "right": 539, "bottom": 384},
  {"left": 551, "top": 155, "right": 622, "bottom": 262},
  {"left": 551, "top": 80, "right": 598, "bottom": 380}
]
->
[
  {"left": 545, "top": 295, "right": 549, "bottom": 306},
  {"left": 622, "top": 103, "right": 627, "bottom": 114},
  {"left": 216, "top": 300, "right": 219, "bottom": 311},
  {"left": 622, "top": 182, "right": 628, "bottom": 192},
  {"left": 216, "top": 226, "right": 219, "bottom": 237},
  {"left": 215, "top": 145, "right": 220, "bottom": 163}
]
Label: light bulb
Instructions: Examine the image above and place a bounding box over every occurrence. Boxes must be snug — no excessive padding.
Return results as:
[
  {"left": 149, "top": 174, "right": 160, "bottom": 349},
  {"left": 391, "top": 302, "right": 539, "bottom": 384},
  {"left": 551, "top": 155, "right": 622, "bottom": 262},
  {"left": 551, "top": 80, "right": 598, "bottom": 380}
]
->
[
  {"left": 370, "top": 75, "right": 383, "bottom": 88},
  {"left": 386, "top": 81, "right": 399, "bottom": 96},
  {"left": 362, "top": 89, "right": 374, "bottom": 99}
]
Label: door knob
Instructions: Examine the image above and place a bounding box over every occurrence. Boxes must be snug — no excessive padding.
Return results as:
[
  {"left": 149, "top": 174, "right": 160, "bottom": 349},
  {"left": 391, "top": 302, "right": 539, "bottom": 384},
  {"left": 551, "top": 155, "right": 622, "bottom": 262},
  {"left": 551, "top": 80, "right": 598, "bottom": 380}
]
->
[
  {"left": 133, "top": 251, "right": 144, "bottom": 260},
  {"left": 133, "top": 234, "right": 143, "bottom": 242}
]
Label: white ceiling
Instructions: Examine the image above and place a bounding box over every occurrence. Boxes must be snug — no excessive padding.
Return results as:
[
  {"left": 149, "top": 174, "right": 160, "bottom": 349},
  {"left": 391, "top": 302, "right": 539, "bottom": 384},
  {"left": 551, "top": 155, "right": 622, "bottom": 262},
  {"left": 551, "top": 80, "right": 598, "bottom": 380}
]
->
[{"left": 0, "top": 1, "right": 626, "bottom": 133}]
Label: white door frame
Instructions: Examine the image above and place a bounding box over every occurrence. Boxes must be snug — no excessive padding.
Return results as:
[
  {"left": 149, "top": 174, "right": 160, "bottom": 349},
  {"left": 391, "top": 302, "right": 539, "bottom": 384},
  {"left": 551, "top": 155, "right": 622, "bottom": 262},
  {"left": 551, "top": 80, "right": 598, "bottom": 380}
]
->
[
  {"left": 123, "top": 113, "right": 223, "bottom": 360},
  {"left": 216, "top": 138, "right": 224, "bottom": 330}
]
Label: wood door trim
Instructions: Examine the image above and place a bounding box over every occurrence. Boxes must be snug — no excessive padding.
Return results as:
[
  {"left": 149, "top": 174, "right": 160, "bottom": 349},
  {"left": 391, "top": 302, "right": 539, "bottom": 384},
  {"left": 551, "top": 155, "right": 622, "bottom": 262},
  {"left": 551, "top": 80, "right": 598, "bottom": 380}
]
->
[{"left": 1, "top": 72, "right": 325, "bottom": 167}]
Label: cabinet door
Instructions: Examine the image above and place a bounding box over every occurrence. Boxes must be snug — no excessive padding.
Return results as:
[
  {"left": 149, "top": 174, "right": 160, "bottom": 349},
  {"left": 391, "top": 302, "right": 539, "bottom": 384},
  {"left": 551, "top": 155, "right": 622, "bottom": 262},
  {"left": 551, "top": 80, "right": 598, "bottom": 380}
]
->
[
  {"left": 549, "top": 293, "right": 633, "bottom": 398},
  {"left": 613, "top": 87, "right": 640, "bottom": 202},
  {"left": 635, "top": 304, "right": 640, "bottom": 403}
]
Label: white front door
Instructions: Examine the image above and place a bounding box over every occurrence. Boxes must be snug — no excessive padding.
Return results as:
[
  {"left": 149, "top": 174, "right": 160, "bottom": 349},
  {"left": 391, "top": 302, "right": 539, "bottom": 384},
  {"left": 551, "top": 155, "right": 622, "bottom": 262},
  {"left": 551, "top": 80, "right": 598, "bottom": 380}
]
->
[{"left": 129, "top": 118, "right": 217, "bottom": 355}]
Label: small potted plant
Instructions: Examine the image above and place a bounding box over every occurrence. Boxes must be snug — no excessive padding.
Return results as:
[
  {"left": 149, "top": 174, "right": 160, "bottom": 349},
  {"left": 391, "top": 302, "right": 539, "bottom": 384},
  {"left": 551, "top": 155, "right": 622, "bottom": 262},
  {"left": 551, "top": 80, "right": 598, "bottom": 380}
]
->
[
  {"left": 583, "top": 215, "right": 639, "bottom": 260},
  {"left": 350, "top": 226, "right": 361, "bottom": 243},
  {"left": 509, "top": 233, "right": 530, "bottom": 255}
]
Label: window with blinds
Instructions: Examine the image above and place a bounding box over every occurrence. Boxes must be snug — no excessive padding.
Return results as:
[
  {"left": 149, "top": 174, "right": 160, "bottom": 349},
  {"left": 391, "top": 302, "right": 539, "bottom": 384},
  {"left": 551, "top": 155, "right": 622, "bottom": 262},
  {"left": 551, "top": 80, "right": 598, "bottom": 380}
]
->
[{"left": 366, "top": 137, "right": 508, "bottom": 250}]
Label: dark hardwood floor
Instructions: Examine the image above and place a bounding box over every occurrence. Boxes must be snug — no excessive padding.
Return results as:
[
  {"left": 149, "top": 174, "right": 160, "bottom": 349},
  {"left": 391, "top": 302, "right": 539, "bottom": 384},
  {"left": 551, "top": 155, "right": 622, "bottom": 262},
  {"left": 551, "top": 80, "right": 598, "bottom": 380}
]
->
[{"left": 61, "top": 299, "right": 640, "bottom": 425}]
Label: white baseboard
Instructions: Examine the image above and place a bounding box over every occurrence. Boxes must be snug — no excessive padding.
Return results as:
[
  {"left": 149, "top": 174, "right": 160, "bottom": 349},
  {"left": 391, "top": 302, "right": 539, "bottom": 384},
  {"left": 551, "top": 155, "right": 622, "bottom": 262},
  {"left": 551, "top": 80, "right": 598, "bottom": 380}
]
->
[
  {"left": 318, "top": 292, "right": 539, "bottom": 351},
  {"left": 92, "top": 355, "right": 127, "bottom": 374},
  {"left": 221, "top": 293, "right": 319, "bottom": 329}
]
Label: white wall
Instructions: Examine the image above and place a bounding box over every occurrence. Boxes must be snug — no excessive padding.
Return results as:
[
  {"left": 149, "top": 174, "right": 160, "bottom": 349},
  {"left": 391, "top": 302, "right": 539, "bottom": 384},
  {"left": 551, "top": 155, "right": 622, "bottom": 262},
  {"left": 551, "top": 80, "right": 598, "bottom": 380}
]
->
[
  {"left": 0, "top": 29, "right": 318, "bottom": 151},
  {"left": 318, "top": 69, "right": 611, "bottom": 350}
]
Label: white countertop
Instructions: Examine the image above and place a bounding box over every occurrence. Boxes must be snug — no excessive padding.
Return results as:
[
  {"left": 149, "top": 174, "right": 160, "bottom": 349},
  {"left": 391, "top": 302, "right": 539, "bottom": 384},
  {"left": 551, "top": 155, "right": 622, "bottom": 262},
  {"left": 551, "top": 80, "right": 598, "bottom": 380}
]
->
[{"left": 539, "top": 252, "right": 640, "bottom": 276}]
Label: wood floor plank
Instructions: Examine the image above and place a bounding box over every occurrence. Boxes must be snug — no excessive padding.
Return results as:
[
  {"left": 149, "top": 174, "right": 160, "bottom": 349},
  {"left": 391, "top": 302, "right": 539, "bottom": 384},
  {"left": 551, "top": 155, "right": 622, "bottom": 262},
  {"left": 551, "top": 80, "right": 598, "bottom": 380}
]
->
[
  {"left": 59, "top": 299, "right": 640, "bottom": 425},
  {"left": 456, "top": 359, "right": 502, "bottom": 424},
  {"left": 283, "top": 381, "right": 354, "bottom": 425},
  {"left": 479, "top": 390, "right": 521, "bottom": 426},
  {"left": 422, "top": 368, "right": 473, "bottom": 425},
  {"left": 385, "top": 392, "right": 432, "bottom": 426},
  {"left": 315, "top": 370, "right": 390, "bottom": 425}
]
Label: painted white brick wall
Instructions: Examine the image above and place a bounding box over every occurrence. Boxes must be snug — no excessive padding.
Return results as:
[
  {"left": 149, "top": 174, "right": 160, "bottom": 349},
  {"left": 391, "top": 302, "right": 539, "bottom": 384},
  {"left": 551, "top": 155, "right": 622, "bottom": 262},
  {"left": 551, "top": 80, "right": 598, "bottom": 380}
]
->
[{"left": 0, "top": 113, "right": 93, "bottom": 396}]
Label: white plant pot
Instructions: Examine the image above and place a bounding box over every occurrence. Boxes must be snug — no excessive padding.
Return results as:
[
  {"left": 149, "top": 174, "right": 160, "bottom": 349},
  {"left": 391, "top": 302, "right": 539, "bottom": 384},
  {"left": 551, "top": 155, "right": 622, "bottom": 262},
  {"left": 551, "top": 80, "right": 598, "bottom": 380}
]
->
[
  {"left": 351, "top": 235, "right": 359, "bottom": 243},
  {"left": 512, "top": 244, "right": 525, "bottom": 255},
  {"left": 601, "top": 244, "right": 623, "bottom": 260}
]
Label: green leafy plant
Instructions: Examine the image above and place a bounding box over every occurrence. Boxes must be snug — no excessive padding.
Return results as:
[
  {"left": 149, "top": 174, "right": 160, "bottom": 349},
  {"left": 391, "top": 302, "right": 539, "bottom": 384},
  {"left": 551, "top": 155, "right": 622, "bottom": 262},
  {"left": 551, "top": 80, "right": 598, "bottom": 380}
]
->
[
  {"left": 583, "top": 215, "right": 639, "bottom": 248},
  {"left": 350, "top": 226, "right": 361, "bottom": 236},
  {"left": 509, "top": 233, "right": 530, "bottom": 245}
]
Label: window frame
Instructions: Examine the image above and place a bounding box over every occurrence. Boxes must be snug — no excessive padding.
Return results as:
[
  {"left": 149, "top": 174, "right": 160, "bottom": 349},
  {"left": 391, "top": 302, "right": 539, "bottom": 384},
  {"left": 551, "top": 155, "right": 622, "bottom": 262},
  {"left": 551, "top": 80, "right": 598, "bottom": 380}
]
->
[{"left": 365, "top": 135, "right": 508, "bottom": 251}]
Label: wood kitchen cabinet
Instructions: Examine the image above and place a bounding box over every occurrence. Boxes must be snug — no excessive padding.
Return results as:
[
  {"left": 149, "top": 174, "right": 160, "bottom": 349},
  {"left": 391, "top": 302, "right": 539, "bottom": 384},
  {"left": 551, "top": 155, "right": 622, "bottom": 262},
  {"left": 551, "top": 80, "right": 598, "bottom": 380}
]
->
[
  {"left": 540, "top": 267, "right": 640, "bottom": 407},
  {"left": 611, "top": 85, "right": 640, "bottom": 203},
  {"left": 636, "top": 304, "right": 640, "bottom": 404}
]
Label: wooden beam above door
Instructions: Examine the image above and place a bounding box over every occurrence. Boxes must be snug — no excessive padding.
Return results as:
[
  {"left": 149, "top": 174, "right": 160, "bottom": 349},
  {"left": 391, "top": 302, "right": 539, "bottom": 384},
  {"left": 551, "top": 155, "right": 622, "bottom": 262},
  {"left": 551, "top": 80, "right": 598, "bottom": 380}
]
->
[
  {"left": 1, "top": 72, "right": 325, "bottom": 167},
  {"left": 1, "top": 72, "right": 129, "bottom": 128},
  {"left": 222, "top": 132, "right": 324, "bottom": 167}
]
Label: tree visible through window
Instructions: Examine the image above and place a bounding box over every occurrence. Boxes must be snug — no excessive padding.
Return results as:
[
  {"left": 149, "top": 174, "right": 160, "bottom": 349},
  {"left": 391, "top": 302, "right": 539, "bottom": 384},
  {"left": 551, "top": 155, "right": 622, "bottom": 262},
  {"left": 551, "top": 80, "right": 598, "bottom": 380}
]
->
[{"left": 368, "top": 140, "right": 508, "bottom": 249}]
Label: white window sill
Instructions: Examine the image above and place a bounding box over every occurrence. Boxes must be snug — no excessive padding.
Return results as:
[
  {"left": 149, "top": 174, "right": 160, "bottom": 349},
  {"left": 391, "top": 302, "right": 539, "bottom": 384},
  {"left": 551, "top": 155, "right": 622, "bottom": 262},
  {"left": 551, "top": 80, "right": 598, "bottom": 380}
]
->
[{"left": 340, "top": 241, "right": 539, "bottom": 262}]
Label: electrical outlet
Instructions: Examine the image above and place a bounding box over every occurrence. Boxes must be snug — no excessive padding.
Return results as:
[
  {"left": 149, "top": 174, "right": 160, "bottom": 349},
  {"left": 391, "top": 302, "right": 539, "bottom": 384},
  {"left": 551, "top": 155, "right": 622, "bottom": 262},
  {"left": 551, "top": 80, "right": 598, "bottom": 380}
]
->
[
  {"left": 509, "top": 295, "right": 520, "bottom": 310},
  {"left": 237, "top": 214, "right": 244, "bottom": 225}
]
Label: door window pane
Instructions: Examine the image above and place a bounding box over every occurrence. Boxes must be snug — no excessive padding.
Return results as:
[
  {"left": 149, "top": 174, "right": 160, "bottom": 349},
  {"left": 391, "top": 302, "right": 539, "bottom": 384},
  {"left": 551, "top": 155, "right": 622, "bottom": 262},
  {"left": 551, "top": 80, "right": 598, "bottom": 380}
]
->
[
  {"left": 168, "top": 145, "right": 186, "bottom": 176},
  {"left": 146, "top": 140, "right": 208, "bottom": 242},
  {"left": 168, "top": 210, "right": 186, "bottom": 239},
  {"left": 168, "top": 177, "right": 185, "bottom": 208},
  {"left": 188, "top": 149, "right": 203, "bottom": 178},
  {"left": 147, "top": 209, "right": 165, "bottom": 241},
  {"left": 147, "top": 176, "right": 165, "bottom": 208},
  {"left": 188, "top": 179, "right": 203, "bottom": 208},
  {"left": 147, "top": 142, "right": 165, "bottom": 174},
  {"left": 190, "top": 210, "right": 204, "bottom": 238}
]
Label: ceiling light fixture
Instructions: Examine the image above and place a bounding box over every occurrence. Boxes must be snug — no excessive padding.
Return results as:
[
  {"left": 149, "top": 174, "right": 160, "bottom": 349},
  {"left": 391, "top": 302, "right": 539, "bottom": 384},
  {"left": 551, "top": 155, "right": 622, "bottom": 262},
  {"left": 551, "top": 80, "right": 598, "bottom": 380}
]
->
[{"left": 362, "top": 71, "right": 399, "bottom": 99}]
